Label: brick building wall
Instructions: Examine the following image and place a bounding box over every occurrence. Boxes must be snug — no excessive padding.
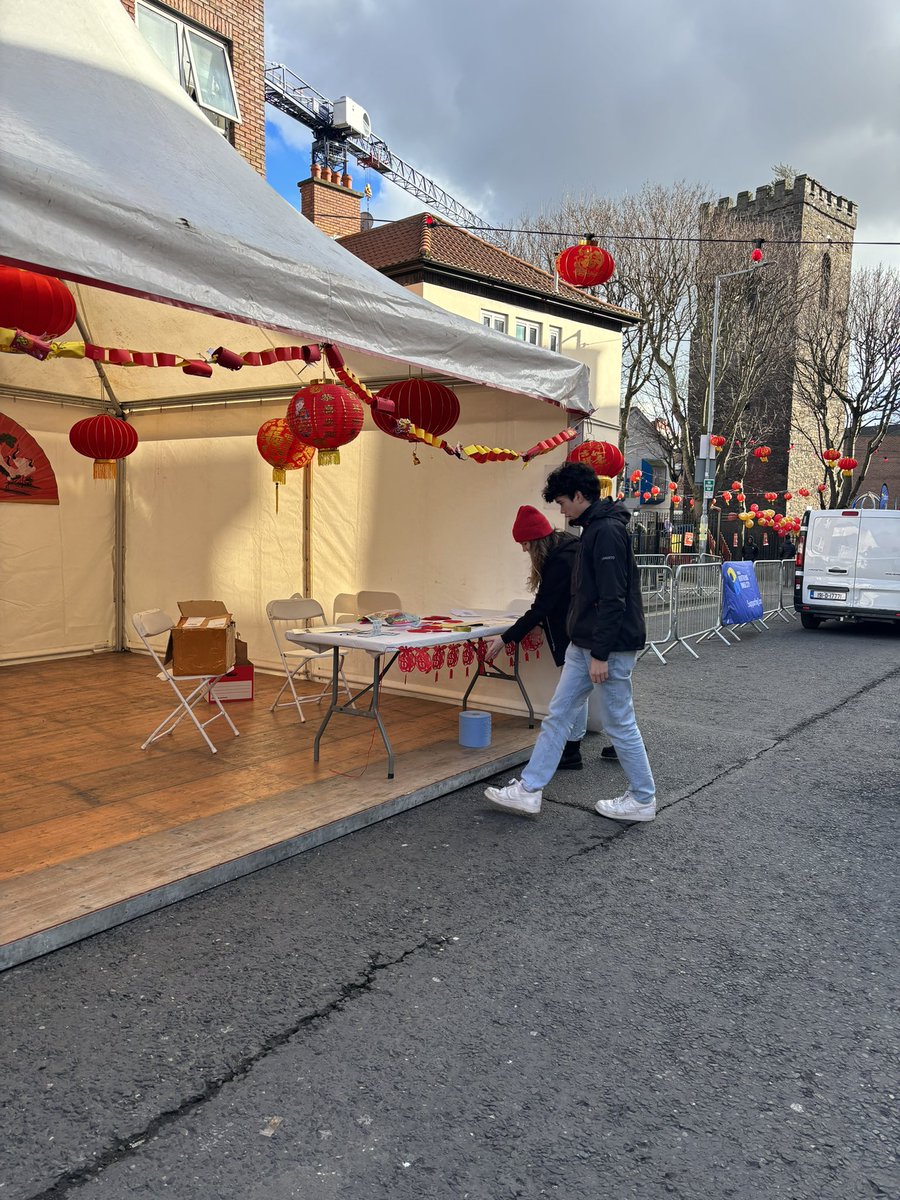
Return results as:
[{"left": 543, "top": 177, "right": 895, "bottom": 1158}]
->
[{"left": 121, "top": 0, "right": 265, "bottom": 175}]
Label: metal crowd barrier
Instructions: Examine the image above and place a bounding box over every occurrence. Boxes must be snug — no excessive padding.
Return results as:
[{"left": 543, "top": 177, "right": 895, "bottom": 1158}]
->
[
  {"left": 638, "top": 563, "right": 674, "bottom": 663},
  {"left": 665, "top": 561, "right": 726, "bottom": 658},
  {"left": 753, "top": 560, "right": 792, "bottom": 624},
  {"left": 780, "top": 558, "right": 797, "bottom": 618}
]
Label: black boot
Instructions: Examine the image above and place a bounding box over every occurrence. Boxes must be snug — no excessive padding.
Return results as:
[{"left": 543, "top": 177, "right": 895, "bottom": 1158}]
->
[{"left": 558, "top": 740, "right": 583, "bottom": 770}]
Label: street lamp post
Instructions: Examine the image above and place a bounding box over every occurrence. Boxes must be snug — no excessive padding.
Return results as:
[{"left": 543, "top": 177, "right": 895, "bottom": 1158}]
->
[{"left": 699, "top": 260, "right": 771, "bottom": 559}]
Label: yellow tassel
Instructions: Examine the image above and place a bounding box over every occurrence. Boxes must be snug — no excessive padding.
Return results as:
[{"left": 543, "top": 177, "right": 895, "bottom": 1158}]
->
[
  {"left": 272, "top": 466, "right": 287, "bottom": 485},
  {"left": 93, "top": 459, "right": 116, "bottom": 480},
  {"left": 317, "top": 447, "right": 340, "bottom": 466}
]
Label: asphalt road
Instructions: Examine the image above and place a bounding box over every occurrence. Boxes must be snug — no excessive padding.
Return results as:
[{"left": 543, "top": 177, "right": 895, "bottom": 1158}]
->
[{"left": 2, "top": 617, "right": 898, "bottom": 1200}]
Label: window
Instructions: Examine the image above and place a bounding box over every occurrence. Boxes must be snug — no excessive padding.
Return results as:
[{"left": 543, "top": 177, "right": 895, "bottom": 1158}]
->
[
  {"left": 136, "top": 1, "right": 241, "bottom": 133},
  {"left": 548, "top": 326, "right": 563, "bottom": 352},
  {"left": 481, "top": 310, "right": 507, "bottom": 333},
  {"left": 820, "top": 253, "right": 832, "bottom": 309},
  {"left": 515, "top": 319, "right": 541, "bottom": 345}
]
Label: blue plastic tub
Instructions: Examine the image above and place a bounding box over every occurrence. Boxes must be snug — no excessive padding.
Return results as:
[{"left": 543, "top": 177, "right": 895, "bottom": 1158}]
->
[{"left": 459, "top": 709, "right": 491, "bottom": 748}]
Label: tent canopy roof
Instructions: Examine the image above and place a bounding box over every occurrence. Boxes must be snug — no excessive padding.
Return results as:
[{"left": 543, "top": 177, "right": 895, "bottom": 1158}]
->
[{"left": 0, "top": 0, "right": 590, "bottom": 416}]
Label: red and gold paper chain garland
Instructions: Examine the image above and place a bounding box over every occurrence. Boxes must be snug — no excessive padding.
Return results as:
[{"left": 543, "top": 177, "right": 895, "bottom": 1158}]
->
[{"left": 2, "top": 328, "right": 581, "bottom": 464}]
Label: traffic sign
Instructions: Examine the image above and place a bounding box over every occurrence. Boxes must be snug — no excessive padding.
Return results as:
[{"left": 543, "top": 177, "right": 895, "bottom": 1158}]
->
[{"left": 703, "top": 477, "right": 715, "bottom": 495}]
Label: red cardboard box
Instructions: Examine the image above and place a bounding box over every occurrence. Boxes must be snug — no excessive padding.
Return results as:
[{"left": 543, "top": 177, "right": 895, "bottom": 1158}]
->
[{"left": 207, "top": 662, "right": 254, "bottom": 703}]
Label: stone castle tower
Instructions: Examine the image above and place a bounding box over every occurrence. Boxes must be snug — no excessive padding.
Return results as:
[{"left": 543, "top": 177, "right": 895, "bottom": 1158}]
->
[{"left": 694, "top": 174, "right": 858, "bottom": 498}]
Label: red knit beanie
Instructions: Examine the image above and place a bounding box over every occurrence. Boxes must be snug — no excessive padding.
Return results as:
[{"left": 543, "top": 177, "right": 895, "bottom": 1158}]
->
[{"left": 512, "top": 505, "right": 553, "bottom": 543}]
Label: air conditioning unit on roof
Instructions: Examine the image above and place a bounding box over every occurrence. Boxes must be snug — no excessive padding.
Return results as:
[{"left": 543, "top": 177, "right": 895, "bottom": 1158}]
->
[{"left": 333, "top": 97, "right": 371, "bottom": 139}]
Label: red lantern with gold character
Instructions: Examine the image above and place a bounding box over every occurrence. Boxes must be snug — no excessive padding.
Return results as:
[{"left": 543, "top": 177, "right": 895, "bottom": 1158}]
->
[
  {"left": 837, "top": 456, "right": 858, "bottom": 477},
  {"left": 286, "top": 382, "right": 364, "bottom": 466},
  {"left": 256, "top": 418, "right": 315, "bottom": 510},
  {"left": 822, "top": 447, "right": 840, "bottom": 469},
  {"left": 68, "top": 414, "right": 138, "bottom": 480},
  {"left": 753, "top": 445, "right": 772, "bottom": 464},
  {"left": 555, "top": 239, "right": 615, "bottom": 288},
  {"left": 372, "top": 378, "right": 460, "bottom": 440},
  {"left": 567, "top": 440, "right": 624, "bottom": 478},
  {"left": 0, "top": 265, "right": 77, "bottom": 338}
]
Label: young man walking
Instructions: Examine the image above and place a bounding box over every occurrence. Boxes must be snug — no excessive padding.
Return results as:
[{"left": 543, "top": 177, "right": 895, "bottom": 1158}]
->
[{"left": 485, "top": 461, "right": 656, "bottom": 822}]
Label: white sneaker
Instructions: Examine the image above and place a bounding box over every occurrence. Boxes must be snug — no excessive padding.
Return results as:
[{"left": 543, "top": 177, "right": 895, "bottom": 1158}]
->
[
  {"left": 594, "top": 790, "right": 656, "bottom": 822},
  {"left": 484, "top": 778, "right": 542, "bottom": 816}
]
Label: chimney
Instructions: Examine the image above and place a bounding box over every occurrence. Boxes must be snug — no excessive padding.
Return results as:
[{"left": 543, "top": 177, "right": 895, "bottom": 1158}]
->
[{"left": 298, "top": 166, "right": 363, "bottom": 238}]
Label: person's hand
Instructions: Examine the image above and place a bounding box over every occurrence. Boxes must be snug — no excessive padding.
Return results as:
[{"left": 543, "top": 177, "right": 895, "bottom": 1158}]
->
[
  {"left": 485, "top": 635, "right": 506, "bottom": 663},
  {"left": 590, "top": 656, "right": 609, "bottom": 684}
]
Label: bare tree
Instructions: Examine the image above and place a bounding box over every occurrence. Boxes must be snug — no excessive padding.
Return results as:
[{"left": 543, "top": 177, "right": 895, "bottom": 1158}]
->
[
  {"left": 793, "top": 264, "right": 900, "bottom": 506},
  {"left": 501, "top": 184, "right": 802, "bottom": 499}
]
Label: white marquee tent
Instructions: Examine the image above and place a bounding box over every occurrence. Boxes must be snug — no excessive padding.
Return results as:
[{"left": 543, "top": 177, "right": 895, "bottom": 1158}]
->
[{"left": 0, "top": 0, "right": 596, "bottom": 715}]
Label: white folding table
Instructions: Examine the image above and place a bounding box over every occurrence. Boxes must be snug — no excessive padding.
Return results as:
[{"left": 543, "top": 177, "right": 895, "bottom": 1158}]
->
[{"left": 285, "top": 613, "right": 535, "bottom": 778}]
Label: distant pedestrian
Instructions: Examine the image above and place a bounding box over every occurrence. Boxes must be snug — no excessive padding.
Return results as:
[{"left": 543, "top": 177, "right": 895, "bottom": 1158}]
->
[
  {"left": 744, "top": 540, "right": 759, "bottom": 562},
  {"left": 782, "top": 537, "right": 796, "bottom": 559},
  {"left": 485, "top": 462, "right": 656, "bottom": 822},
  {"left": 483, "top": 505, "right": 615, "bottom": 771}
]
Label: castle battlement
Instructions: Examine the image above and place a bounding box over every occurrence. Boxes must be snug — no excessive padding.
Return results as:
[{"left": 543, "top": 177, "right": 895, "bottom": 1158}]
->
[{"left": 701, "top": 174, "right": 858, "bottom": 228}]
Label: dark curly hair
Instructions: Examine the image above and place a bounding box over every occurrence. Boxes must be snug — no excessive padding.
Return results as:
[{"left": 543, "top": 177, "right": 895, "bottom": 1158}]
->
[{"left": 542, "top": 461, "right": 600, "bottom": 504}]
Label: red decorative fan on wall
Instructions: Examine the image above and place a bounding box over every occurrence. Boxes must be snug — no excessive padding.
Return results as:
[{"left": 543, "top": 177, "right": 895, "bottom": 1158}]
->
[{"left": 0, "top": 412, "right": 59, "bottom": 504}]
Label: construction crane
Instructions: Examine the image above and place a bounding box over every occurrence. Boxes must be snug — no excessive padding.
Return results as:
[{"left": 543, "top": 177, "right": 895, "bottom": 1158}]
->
[{"left": 264, "top": 62, "right": 491, "bottom": 234}]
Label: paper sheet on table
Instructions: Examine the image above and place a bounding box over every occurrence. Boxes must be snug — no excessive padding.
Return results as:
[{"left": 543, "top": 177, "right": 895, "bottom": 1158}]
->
[
  {"left": 182, "top": 616, "right": 205, "bottom": 627},
  {"left": 206, "top": 617, "right": 228, "bottom": 628}
]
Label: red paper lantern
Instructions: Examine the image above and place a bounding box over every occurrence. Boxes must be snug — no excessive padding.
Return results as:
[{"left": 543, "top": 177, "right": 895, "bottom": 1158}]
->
[
  {"left": 286, "top": 382, "right": 364, "bottom": 466},
  {"left": 372, "top": 379, "right": 460, "bottom": 440},
  {"left": 256, "top": 418, "right": 314, "bottom": 509},
  {"left": 797, "top": 487, "right": 810, "bottom": 497},
  {"left": 817, "top": 483, "right": 827, "bottom": 493},
  {"left": 753, "top": 445, "right": 772, "bottom": 464},
  {"left": 629, "top": 469, "right": 642, "bottom": 483},
  {"left": 567, "top": 439, "right": 624, "bottom": 478},
  {"left": 709, "top": 434, "right": 726, "bottom": 452},
  {"left": 68, "top": 414, "right": 138, "bottom": 479},
  {"left": 764, "top": 491, "right": 778, "bottom": 503},
  {"left": 722, "top": 490, "right": 732, "bottom": 502},
  {"left": 0, "top": 266, "right": 77, "bottom": 338},
  {"left": 822, "top": 448, "right": 840, "bottom": 468},
  {"left": 555, "top": 241, "right": 615, "bottom": 288},
  {"left": 783, "top": 491, "right": 793, "bottom": 500},
  {"left": 837, "top": 456, "right": 858, "bottom": 477}
]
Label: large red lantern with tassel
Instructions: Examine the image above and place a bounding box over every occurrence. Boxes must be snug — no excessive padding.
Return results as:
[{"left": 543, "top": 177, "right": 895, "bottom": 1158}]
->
[
  {"left": 567, "top": 439, "right": 624, "bottom": 478},
  {"left": 256, "top": 418, "right": 315, "bottom": 510},
  {"left": 372, "top": 378, "right": 460, "bottom": 440},
  {"left": 555, "top": 240, "right": 615, "bottom": 288},
  {"left": 286, "top": 382, "right": 364, "bottom": 466},
  {"left": 68, "top": 414, "right": 138, "bottom": 479},
  {"left": 837, "top": 456, "right": 858, "bottom": 478},
  {"left": 753, "top": 445, "right": 772, "bottom": 464},
  {"left": 0, "top": 266, "right": 77, "bottom": 338}
]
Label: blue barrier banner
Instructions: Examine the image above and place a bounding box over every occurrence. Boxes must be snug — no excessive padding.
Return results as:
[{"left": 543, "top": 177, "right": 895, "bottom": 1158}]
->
[{"left": 721, "top": 561, "right": 764, "bottom": 624}]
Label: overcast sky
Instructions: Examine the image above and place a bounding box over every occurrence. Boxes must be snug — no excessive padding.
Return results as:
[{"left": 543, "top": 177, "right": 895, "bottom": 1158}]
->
[{"left": 264, "top": 0, "right": 899, "bottom": 270}]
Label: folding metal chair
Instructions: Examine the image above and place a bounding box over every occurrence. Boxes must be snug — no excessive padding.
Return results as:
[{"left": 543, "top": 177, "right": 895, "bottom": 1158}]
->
[
  {"left": 132, "top": 609, "right": 240, "bottom": 755},
  {"left": 356, "top": 590, "right": 402, "bottom": 617},
  {"left": 267, "top": 595, "right": 353, "bottom": 721}
]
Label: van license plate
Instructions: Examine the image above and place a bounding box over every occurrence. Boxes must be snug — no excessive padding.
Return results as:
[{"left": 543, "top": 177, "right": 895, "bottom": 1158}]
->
[{"left": 809, "top": 589, "right": 846, "bottom": 601}]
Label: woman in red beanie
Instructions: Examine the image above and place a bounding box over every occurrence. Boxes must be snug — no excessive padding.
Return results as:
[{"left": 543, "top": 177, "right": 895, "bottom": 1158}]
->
[{"left": 484, "top": 505, "right": 615, "bottom": 770}]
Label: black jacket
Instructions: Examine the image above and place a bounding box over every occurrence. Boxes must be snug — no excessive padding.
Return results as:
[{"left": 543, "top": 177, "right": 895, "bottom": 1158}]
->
[
  {"left": 566, "top": 499, "right": 646, "bottom": 661},
  {"left": 502, "top": 536, "right": 578, "bottom": 667}
]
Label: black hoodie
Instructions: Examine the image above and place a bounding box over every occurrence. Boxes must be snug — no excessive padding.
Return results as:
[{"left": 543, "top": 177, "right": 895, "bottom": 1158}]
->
[{"left": 566, "top": 498, "right": 646, "bottom": 661}]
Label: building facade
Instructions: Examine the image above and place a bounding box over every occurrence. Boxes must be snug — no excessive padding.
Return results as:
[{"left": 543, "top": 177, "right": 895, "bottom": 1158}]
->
[
  {"left": 122, "top": 0, "right": 265, "bottom": 175},
  {"left": 692, "top": 174, "right": 858, "bottom": 499}
]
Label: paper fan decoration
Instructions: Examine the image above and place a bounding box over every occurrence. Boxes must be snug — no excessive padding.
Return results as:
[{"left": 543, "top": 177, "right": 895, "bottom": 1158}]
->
[{"left": 0, "top": 412, "right": 59, "bottom": 504}]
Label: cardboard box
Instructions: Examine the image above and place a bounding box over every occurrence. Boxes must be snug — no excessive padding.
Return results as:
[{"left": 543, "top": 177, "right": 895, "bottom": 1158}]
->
[
  {"left": 207, "top": 662, "right": 254, "bottom": 702},
  {"left": 167, "top": 600, "right": 236, "bottom": 676}
]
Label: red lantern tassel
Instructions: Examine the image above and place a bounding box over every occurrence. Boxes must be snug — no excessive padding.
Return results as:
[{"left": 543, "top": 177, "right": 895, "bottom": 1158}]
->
[{"left": 93, "top": 458, "right": 117, "bottom": 480}]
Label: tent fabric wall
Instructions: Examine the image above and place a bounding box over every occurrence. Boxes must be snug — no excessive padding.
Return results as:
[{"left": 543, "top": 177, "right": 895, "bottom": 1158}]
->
[{"left": 0, "top": 397, "right": 115, "bottom": 661}]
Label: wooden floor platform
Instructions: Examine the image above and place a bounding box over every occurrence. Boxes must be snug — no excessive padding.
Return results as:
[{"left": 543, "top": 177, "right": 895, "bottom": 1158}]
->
[{"left": 0, "top": 653, "right": 536, "bottom": 970}]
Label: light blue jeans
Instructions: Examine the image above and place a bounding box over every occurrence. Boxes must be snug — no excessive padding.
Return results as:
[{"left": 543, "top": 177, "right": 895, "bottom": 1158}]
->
[{"left": 521, "top": 644, "right": 656, "bottom": 804}]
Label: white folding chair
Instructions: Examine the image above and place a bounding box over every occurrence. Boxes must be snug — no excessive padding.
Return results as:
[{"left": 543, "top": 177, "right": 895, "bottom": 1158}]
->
[
  {"left": 332, "top": 592, "right": 358, "bottom": 624},
  {"left": 356, "top": 590, "right": 402, "bottom": 617},
  {"left": 267, "top": 595, "right": 353, "bottom": 721},
  {"left": 132, "top": 609, "right": 240, "bottom": 755}
]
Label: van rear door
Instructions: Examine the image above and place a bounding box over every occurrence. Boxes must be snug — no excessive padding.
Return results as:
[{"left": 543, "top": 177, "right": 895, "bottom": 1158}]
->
[
  {"left": 853, "top": 513, "right": 900, "bottom": 614},
  {"left": 802, "top": 512, "right": 860, "bottom": 612}
]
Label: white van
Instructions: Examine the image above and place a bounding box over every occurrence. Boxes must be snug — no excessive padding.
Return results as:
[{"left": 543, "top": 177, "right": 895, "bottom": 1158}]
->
[{"left": 794, "top": 508, "right": 900, "bottom": 629}]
